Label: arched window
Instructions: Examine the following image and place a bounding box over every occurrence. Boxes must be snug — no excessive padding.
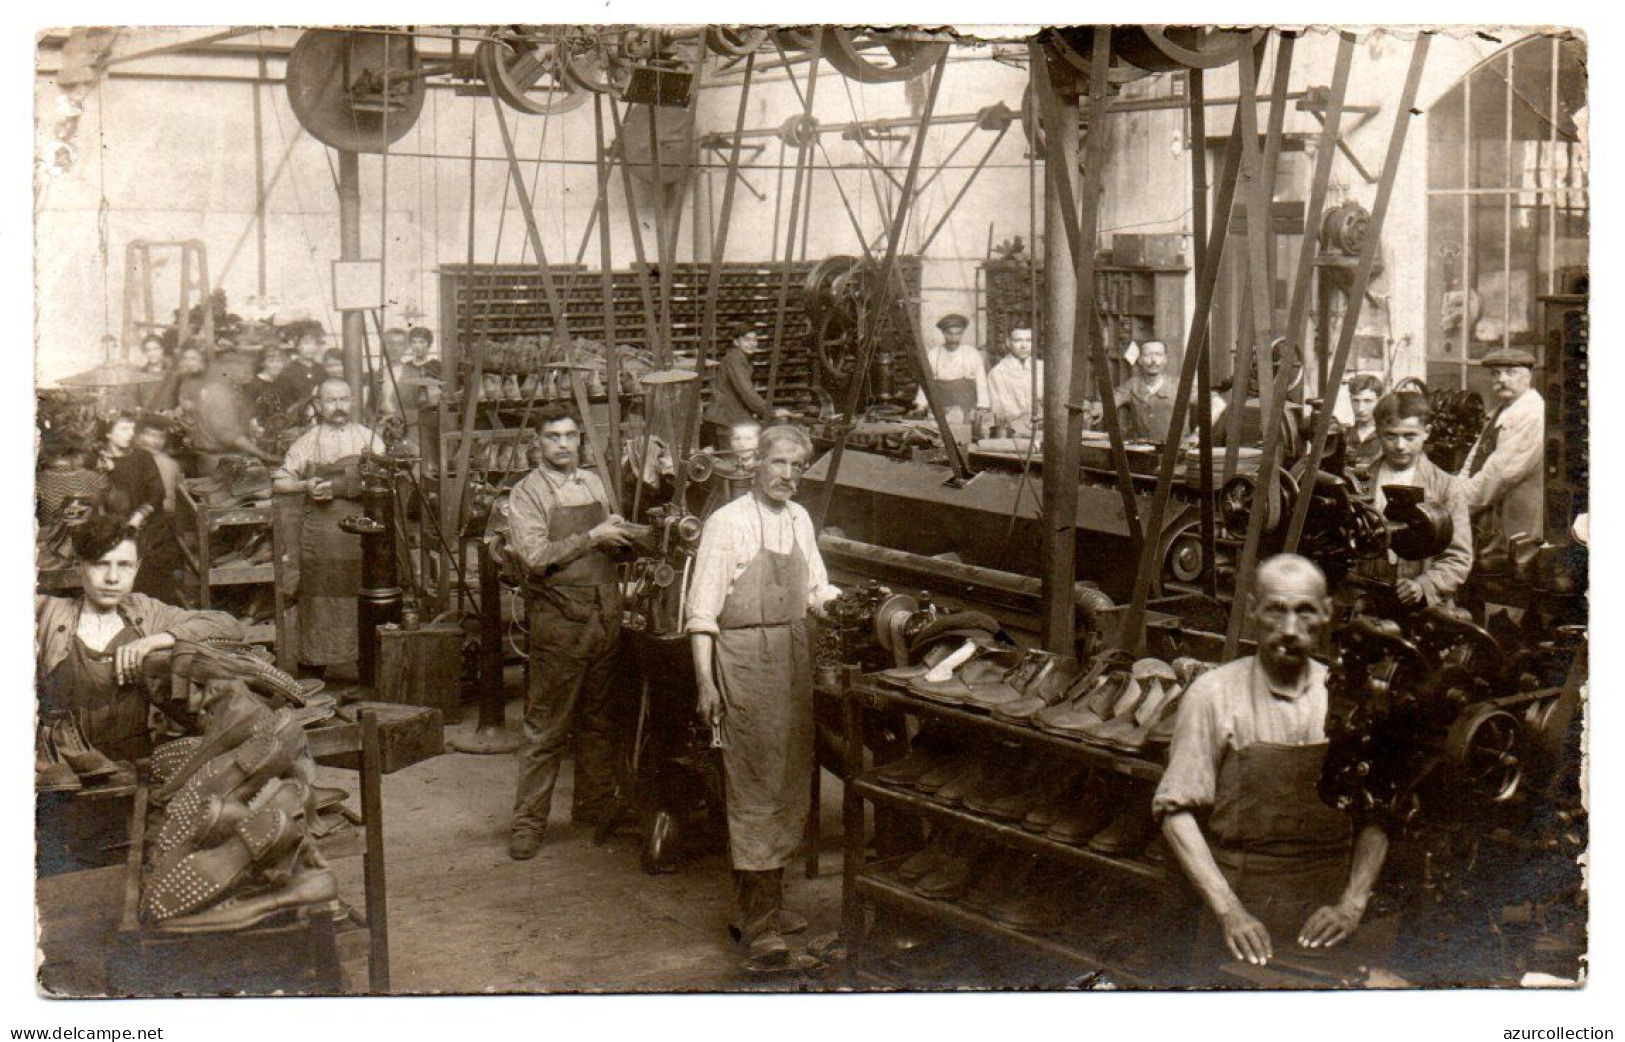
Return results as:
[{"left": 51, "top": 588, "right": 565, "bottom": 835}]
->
[{"left": 1425, "top": 33, "right": 1587, "bottom": 396}]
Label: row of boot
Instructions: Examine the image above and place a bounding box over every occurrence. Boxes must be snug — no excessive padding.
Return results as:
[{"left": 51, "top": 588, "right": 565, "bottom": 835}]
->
[
  {"left": 140, "top": 677, "right": 342, "bottom": 933},
  {"left": 874, "top": 748, "right": 1162, "bottom": 859},
  {"left": 890, "top": 833, "right": 1165, "bottom": 945},
  {"left": 876, "top": 644, "right": 1214, "bottom": 758},
  {"left": 36, "top": 713, "right": 136, "bottom": 794}
]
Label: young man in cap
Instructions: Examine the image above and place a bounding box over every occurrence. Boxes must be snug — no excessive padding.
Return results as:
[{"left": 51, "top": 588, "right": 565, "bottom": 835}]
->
[{"left": 912, "top": 312, "right": 989, "bottom": 426}]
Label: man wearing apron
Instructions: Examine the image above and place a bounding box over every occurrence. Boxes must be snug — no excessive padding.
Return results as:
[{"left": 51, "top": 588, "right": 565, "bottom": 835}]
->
[
  {"left": 912, "top": 313, "right": 989, "bottom": 428},
  {"left": 1154, "top": 554, "right": 1391, "bottom": 980},
  {"left": 503, "top": 403, "right": 639, "bottom": 861},
  {"left": 687, "top": 425, "right": 840, "bottom": 972},
  {"left": 272, "top": 379, "right": 386, "bottom": 678},
  {"left": 37, "top": 514, "right": 243, "bottom": 764}
]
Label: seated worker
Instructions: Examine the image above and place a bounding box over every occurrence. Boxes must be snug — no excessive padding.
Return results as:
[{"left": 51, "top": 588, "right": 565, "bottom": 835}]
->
[
  {"left": 1113, "top": 339, "right": 1177, "bottom": 443},
  {"left": 704, "top": 322, "right": 773, "bottom": 450},
  {"left": 188, "top": 356, "right": 283, "bottom": 476},
  {"left": 1355, "top": 391, "right": 1473, "bottom": 609},
  {"left": 688, "top": 425, "right": 840, "bottom": 972},
  {"left": 913, "top": 313, "right": 989, "bottom": 427},
  {"left": 1345, "top": 374, "right": 1385, "bottom": 475},
  {"left": 274, "top": 327, "right": 327, "bottom": 426},
  {"left": 1154, "top": 554, "right": 1390, "bottom": 978},
  {"left": 98, "top": 410, "right": 184, "bottom": 606},
  {"left": 986, "top": 326, "right": 1043, "bottom": 435},
  {"left": 37, "top": 514, "right": 243, "bottom": 765},
  {"left": 143, "top": 341, "right": 208, "bottom": 415}
]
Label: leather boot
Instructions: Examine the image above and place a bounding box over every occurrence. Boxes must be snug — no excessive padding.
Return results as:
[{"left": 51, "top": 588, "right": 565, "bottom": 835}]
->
[
  {"left": 49, "top": 713, "right": 118, "bottom": 781},
  {"left": 36, "top": 723, "right": 81, "bottom": 793},
  {"left": 731, "top": 870, "right": 792, "bottom": 972},
  {"left": 1020, "top": 770, "right": 1086, "bottom": 834},
  {"left": 963, "top": 765, "right": 1039, "bottom": 822},
  {"left": 1045, "top": 773, "right": 1116, "bottom": 846},
  {"left": 1087, "top": 792, "right": 1158, "bottom": 857},
  {"left": 929, "top": 759, "right": 987, "bottom": 807},
  {"left": 896, "top": 837, "right": 947, "bottom": 884}
]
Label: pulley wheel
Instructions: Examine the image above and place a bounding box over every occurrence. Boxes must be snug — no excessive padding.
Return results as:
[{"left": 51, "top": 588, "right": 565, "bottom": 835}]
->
[
  {"left": 1115, "top": 26, "right": 1269, "bottom": 72},
  {"left": 1446, "top": 705, "right": 1524, "bottom": 803},
  {"left": 1160, "top": 521, "right": 1206, "bottom": 585},
  {"left": 477, "top": 32, "right": 588, "bottom": 116},
  {"left": 773, "top": 28, "right": 821, "bottom": 52},
  {"left": 561, "top": 35, "right": 632, "bottom": 96},
  {"left": 620, "top": 103, "right": 696, "bottom": 186},
  {"left": 779, "top": 113, "right": 822, "bottom": 148},
  {"left": 822, "top": 27, "right": 949, "bottom": 84},
  {"left": 1043, "top": 28, "right": 1152, "bottom": 87},
  {"left": 286, "top": 29, "right": 425, "bottom": 154}
]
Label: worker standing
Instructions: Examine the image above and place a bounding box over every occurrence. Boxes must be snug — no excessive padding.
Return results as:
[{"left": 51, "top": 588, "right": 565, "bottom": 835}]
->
[{"left": 687, "top": 425, "right": 840, "bottom": 972}]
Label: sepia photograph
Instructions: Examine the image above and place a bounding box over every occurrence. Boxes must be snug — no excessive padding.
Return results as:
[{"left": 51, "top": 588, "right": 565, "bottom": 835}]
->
[{"left": 22, "top": 15, "right": 1600, "bottom": 1025}]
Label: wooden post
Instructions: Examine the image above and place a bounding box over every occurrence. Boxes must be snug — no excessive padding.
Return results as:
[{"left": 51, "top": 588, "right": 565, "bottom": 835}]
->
[
  {"left": 360, "top": 709, "right": 390, "bottom": 993},
  {"left": 1189, "top": 69, "right": 1218, "bottom": 598}
]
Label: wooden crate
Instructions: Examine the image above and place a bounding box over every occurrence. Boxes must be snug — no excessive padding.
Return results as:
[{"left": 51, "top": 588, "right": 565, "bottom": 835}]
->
[{"left": 374, "top": 621, "right": 465, "bottom": 722}]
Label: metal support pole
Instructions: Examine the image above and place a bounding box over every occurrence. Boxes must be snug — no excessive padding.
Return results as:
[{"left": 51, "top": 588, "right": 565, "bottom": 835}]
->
[
  {"left": 338, "top": 150, "right": 366, "bottom": 393},
  {"left": 815, "top": 54, "right": 965, "bottom": 529},
  {"left": 1189, "top": 69, "right": 1218, "bottom": 598},
  {"left": 1031, "top": 38, "right": 1138, "bottom": 654},
  {"left": 1120, "top": 97, "right": 1250, "bottom": 655},
  {"left": 765, "top": 40, "right": 824, "bottom": 410},
  {"left": 343, "top": 472, "right": 404, "bottom": 687},
  {"left": 448, "top": 534, "right": 524, "bottom": 755},
  {"left": 1283, "top": 34, "right": 1431, "bottom": 553},
  {"left": 594, "top": 97, "right": 624, "bottom": 514},
  {"left": 1223, "top": 33, "right": 1356, "bottom": 655}
]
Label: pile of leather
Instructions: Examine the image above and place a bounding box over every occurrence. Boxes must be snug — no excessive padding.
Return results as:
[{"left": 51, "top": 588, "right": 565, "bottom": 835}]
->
[
  {"left": 185, "top": 456, "right": 273, "bottom": 511},
  {"left": 139, "top": 644, "right": 347, "bottom": 934},
  {"left": 462, "top": 336, "right": 658, "bottom": 400}
]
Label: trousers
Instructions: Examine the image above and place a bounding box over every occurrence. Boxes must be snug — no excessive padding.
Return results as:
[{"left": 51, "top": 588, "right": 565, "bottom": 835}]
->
[{"left": 511, "top": 592, "right": 623, "bottom": 834}]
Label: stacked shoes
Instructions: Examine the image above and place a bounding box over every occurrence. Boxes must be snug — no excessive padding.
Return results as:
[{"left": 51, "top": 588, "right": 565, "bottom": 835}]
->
[{"left": 141, "top": 679, "right": 341, "bottom": 932}]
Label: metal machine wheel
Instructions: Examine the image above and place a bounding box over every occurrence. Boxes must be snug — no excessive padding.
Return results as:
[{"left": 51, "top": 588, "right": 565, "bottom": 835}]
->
[
  {"left": 822, "top": 27, "right": 950, "bottom": 83},
  {"left": 477, "top": 31, "right": 588, "bottom": 115},
  {"left": 1446, "top": 705, "right": 1524, "bottom": 804},
  {"left": 286, "top": 29, "right": 426, "bottom": 153},
  {"left": 705, "top": 26, "right": 770, "bottom": 57}
]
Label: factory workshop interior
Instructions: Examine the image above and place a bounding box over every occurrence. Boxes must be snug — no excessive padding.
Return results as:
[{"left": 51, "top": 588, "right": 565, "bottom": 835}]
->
[{"left": 26, "top": 22, "right": 1594, "bottom": 1009}]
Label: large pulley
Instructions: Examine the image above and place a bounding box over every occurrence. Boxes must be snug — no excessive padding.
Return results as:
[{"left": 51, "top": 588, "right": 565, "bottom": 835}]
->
[
  {"left": 477, "top": 28, "right": 588, "bottom": 115},
  {"left": 804, "top": 255, "right": 896, "bottom": 406},
  {"left": 1446, "top": 705, "right": 1524, "bottom": 803},
  {"left": 822, "top": 28, "right": 950, "bottom": 83},
  {"left": 286, "top": 29, "right": 426, "bottom": 153}
]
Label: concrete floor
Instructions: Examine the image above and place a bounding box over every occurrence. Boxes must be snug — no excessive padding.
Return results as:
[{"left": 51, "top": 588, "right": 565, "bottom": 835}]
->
[{"left": 318, "top": 695, "right": 848, "bottom": 995}]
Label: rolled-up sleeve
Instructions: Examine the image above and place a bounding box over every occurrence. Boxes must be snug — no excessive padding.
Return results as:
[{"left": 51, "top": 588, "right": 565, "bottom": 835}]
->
[
  {"left": 274, "top": 434, "right": 313, "bottom": 484},
  {"left": 133, "top": 594, "right": 245, "bottom": 643},
  {"left": 1416, "top": 469, "right": 1474, "bottom": 605},
  {"left": 795, "top": 508, "right": 840, "bottom": 610},
  {"left": 1152, "top": 674, "right": 1224, "bottom": 820},
  {"left": 685, "top": 512, "right": 740, "bottom": 636}
]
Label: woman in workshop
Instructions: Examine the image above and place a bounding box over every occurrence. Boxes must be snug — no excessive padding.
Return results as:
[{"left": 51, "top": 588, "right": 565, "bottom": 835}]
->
[
  {"left": 36, "top": 513, "right": 243, "bottom": 768},
  {"left": 687, "top": 424, "right": 840, "bottom": 973},
  {"left": 97, "top": 408, "right": 185, "bottom": 605}
]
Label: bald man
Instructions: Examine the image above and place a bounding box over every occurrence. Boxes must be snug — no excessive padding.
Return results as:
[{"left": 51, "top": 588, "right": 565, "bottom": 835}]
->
[
  {"left": 273, "top": 379, "right": 385, "bottom": 676},
  {"left": 1154, "top": 554, "right": 1389, "bottom": 978}
]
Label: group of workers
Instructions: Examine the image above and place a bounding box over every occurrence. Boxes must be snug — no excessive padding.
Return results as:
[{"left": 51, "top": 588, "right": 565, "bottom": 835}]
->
[
  {"left": 911, "top": 312, "right": 1176, "bottom": 443},
  {"left": 37, "top": 301, "right": 1549, "bottom": 979}
]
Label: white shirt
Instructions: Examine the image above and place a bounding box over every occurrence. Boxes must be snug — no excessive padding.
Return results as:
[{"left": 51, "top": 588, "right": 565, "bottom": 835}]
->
[
  {"left": 685, "top": 493, "right": 839, "bottom": 636},
  {"left": 274, "top": 422, "right": 385, "bottom": 480},
  {"left": 987, "top": 355, "right": 1043, "bottom": 429},
  {"left": 914, "top": 346, "right": 990, "bottom": 411}
]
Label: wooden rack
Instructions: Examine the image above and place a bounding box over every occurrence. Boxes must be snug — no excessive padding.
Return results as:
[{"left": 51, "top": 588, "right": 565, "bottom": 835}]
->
[{"left": 839, "top": 669, "right": 1193, "bottom": 988}]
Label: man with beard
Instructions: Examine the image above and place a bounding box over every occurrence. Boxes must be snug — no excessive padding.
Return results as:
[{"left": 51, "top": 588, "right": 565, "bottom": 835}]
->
[
  {"left": 1153, "top": 555, "right": 1390, "bottom": 976},
  {"left": 272, "top": 379, "right": 385, "bottom": 678},
  {"left": 688, "top": 425, "right": 840, "bottom": 971}
]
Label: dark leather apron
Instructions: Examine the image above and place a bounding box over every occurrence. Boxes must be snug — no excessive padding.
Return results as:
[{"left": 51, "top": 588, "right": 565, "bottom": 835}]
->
[
  {"left": 935, "top": 376, "right": 979, "bottom": 421},
  {"left": 1197, "top": 741, "right": 1355, "bottom": 972},
  {"left": 526, "top": 498, "right": 621, "bottom": 625},
  {"left": 713, "top": 503, "right": 814, "bottom": 872},
  {"left": 298, "top": 455, "right": 365, "bottom": 666},
  {"left": 40, "top": 625, "right": 150, "bottom": 763}
]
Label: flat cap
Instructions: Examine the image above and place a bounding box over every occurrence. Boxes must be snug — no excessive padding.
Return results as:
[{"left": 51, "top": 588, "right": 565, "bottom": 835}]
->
[
  {"left": 936, "top": 313, "right": 969, "bottom": 332},
  {"left": 1481, "top": 346, "right": 1537, "bottom": 368}
]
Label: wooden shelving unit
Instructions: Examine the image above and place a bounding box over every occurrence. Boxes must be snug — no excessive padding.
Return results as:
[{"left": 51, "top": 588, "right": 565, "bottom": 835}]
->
[
  {"left": 838, "top": 670, "right": 1193, "bottom": 988},
  {"left": 175, "top": 483, "right": 282, "bottom": 647}
]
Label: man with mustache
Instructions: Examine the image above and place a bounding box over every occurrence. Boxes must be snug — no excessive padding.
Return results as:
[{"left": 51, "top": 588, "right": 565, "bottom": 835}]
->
[
  {"left": 272, "top": 379, "right": 385, "bottom": 679},
  {"left": 1153, "top": 554, "right": 1390, "bottom": 978},
  {"left": 501, "top": 402, "right": 640, "bottom": 860},
  {"left": 1460, "top": 346, "right": 1545, "bottom": 570},
  {"left": 687, "top": 425, "right": 840, "bottom": 972},
  {"left": 1112, "top": 339, "right": 1178, "bottom": 443}
]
